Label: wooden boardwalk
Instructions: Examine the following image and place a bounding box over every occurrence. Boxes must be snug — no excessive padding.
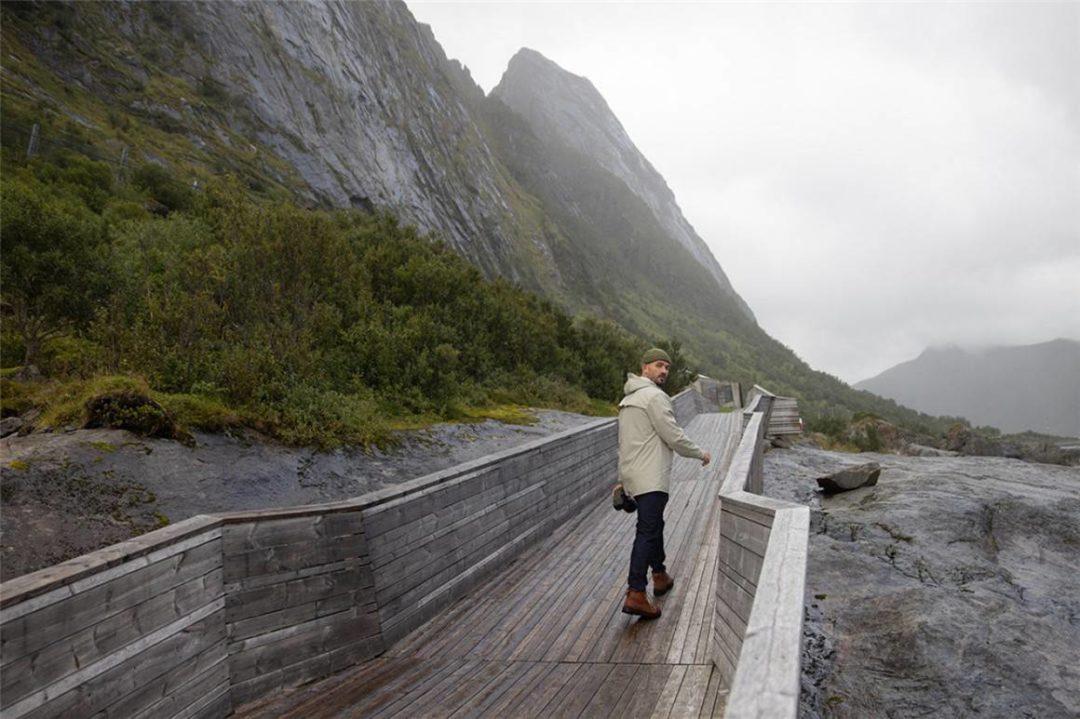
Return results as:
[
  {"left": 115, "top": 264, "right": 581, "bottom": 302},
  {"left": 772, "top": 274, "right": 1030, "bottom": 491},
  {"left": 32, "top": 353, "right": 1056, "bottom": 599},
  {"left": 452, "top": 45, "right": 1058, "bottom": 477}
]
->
[{"left": 236, "top": 412, "right": 742, "bottom": 719}]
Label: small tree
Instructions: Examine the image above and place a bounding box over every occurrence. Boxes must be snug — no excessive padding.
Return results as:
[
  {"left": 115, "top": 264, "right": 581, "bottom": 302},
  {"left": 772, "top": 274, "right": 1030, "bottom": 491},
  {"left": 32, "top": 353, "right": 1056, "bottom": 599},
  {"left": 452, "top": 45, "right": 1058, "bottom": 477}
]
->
[
  {"left": 658, "top": 338, "right": 697, "bottom": 396},
  {"left": 1, "top": 177, "right": 111, "bottom": 367}
]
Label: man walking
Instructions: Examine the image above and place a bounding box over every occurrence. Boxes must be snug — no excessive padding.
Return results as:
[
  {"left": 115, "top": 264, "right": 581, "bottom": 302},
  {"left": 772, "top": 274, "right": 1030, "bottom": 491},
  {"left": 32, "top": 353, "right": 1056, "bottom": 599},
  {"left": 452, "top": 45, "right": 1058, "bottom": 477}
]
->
[{"left": 617, "top": 348, "right": 711, "bottom": 619}]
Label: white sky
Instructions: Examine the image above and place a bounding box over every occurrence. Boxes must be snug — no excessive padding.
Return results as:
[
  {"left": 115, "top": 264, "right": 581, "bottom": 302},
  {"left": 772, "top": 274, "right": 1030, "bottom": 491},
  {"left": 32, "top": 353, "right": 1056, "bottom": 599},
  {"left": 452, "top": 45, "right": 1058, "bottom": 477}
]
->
[{"left": 406, "top": 1, "right": 1080, "bottom": 384}]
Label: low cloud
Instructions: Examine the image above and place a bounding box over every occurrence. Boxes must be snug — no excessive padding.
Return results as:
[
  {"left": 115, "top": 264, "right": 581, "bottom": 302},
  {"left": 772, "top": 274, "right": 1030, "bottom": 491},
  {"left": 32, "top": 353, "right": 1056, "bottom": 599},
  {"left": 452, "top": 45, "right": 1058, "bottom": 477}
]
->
[{"left": 410, "top": 1, "right": 1080, "bottom": 383}]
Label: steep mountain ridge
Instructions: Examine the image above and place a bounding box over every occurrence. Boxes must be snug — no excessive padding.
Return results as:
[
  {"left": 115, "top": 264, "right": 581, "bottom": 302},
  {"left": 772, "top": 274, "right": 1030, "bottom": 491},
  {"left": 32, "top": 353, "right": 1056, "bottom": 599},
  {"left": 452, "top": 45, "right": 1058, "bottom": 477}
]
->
[
  {"left": 855, "top": 339, "right": 1080, "bottom": 436},
  {"left": 492, "top": 48, "right": 754, "bottom": 322}
]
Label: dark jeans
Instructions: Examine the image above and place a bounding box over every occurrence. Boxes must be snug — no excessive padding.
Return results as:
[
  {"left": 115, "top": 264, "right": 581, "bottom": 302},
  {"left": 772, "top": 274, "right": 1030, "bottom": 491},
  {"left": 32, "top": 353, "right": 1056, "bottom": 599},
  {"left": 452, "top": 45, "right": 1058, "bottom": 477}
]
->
[{"left": 627, "top": 491, "right": 668, "bottom": 591}]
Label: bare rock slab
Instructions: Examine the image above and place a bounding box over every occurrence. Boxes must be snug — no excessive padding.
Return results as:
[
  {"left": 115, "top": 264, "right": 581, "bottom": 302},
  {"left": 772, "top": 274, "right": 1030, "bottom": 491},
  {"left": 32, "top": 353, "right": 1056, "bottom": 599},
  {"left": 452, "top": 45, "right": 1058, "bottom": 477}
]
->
[{"left": 816, "top": 462, "right": 881, "bottom": 494}]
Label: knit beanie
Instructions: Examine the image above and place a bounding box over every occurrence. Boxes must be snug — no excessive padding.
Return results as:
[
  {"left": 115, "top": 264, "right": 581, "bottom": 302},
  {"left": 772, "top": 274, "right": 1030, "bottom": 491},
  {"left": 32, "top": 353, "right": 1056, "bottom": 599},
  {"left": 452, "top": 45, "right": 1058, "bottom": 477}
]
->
[{"left": 640, "top": 347, "right": 672, "bottom": 365}]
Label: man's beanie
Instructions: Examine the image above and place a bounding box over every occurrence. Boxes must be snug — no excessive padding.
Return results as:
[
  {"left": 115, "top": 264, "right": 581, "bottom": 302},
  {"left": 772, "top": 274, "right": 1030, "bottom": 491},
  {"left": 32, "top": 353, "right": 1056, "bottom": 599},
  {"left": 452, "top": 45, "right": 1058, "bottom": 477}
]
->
[{"left": 641, "top": 347, "right": 672, "bottom": 365}]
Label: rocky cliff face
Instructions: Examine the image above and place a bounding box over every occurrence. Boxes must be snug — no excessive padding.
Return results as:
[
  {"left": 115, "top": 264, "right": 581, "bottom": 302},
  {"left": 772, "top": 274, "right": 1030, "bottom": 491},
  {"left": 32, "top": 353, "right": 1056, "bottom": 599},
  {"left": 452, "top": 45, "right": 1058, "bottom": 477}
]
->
[
  {"left": 145, "top": 0, "right": 544, "bottom": 284},
  {"left": 493, "top": 49, "right": 754, "bottom": 322},
  {"left": 3, "top": 0, "right": 755, "bottom": 321}
]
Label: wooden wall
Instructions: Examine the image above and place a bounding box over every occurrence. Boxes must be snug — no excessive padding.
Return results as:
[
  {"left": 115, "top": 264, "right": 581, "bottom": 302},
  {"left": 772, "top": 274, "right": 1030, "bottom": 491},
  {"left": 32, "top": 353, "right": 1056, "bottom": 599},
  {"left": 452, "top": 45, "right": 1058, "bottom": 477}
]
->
[
  {"left": 361, "top": 418, "right": 617, "bottom": 645},
  {"left": 714, "top": 397, "right": 809, "bottom": 719},
  {"left": 0, "top": 516, "right": 229, "bottom": 719},
  {"left": 0, "top": 413, "right": 623, "bottom": 718},
  {"left": 221, "top": 506, "right": 383, "bottom": 706}
]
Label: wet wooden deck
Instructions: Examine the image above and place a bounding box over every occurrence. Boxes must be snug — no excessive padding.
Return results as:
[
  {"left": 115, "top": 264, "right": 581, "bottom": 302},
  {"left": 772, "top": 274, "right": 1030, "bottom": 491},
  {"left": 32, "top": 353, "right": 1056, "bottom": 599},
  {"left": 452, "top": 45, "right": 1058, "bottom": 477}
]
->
[{"left": 235, "top": 412, "right": 742, "bottom": 718}]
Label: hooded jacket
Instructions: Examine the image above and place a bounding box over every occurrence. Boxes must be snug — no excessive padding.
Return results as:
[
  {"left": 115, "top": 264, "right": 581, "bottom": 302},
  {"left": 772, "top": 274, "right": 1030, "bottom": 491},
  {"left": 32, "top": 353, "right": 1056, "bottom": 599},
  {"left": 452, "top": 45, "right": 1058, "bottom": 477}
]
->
[{"left": 617, "top": 373, "right": 705, "bottom": 497}]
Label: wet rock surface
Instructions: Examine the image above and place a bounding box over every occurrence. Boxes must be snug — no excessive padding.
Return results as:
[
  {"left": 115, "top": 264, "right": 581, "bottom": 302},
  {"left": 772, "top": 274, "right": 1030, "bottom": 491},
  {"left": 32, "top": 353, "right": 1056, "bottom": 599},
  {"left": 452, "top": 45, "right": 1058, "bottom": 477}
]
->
[
  {"left": 0, "top": 411, "right": 599, "bottom": 581},
  {"left": 764, "top": 445, "right": 1080, "bottom": 718}
]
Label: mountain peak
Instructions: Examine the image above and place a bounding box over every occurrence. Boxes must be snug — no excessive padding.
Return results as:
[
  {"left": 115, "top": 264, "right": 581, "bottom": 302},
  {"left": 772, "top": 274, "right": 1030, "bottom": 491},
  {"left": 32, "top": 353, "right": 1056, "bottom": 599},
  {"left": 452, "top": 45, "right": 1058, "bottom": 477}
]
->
[{"left": 493, "top": 47, "right": 755, "bottom": 323}]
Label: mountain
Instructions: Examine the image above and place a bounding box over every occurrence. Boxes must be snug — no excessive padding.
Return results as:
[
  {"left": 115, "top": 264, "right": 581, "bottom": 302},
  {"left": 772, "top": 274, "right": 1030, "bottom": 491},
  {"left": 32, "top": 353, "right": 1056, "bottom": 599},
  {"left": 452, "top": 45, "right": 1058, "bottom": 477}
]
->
[
  {"left": 854, "top": 340, "right": 1080, "bottom": 436},
  {"left": 0, "top": 0, "right": 963, "bottom": 429},
  {"left": 491, "top": 48, "right": 755, "bottom": 323}
]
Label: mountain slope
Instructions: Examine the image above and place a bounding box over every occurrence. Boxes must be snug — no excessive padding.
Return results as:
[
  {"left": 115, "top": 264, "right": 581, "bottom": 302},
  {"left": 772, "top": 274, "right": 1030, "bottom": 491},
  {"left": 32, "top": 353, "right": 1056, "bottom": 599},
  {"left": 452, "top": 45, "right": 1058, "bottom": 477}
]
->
[
  {"left": 492, "top": 48, "right": 754, "bottom": 322},
  {"left": 1, "top": 0, "right": 974, "bottom": 431},
  {"left": 855, "top": 340, "right": 1080, "bottom": 436}
]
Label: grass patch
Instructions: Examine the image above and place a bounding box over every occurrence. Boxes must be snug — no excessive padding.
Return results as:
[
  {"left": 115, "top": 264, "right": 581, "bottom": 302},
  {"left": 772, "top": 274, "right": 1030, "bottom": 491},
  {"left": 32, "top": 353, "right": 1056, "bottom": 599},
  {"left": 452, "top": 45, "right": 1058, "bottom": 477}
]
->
[
  {"left": 457, "top": 404, "right": 538, "bottom": 426},
  {"left": 0, "top": 376, "right": 37, "bottom": 417},
  {"left": 7, "top": 459, "right": 29, "bottom": 471},
  {"left": 156, "top": 392, "right": 244, "bottom": 434},
  {"left": 33, "top": 375, "right": 153, "bottom": 430},
  {"left": 84, "top": 440, "right": 115, "bottom": 452}
]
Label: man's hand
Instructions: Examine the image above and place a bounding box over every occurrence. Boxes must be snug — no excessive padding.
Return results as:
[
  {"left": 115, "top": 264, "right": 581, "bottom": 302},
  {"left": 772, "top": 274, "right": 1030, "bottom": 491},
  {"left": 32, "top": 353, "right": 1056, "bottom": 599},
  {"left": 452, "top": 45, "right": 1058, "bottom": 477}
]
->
[{"left": 701, "top": 451, "right": 712, "bottom": 467}]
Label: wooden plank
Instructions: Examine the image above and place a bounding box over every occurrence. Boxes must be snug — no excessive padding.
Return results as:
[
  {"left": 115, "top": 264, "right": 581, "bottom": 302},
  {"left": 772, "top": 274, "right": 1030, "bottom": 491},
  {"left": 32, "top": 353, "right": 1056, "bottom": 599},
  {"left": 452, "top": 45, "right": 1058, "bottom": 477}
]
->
[
  {"left": 445, "top": 660, "right": 534, "bottom": 718},
  {"left": 721, "top": 500, "right": 775, "bottom": 528},
  {"left": 222, "top": 512, "right": 365, "bottom": 554},
  {"left": 698, "top": 664, "right": 727, "bottom": 719},
  {"left": 478, "top": 661, "right": 561, "bottom": 718},
  {"left": 606, "top": 664, "right": 672, "bottom": 718},
  {"left": 715, "top": 571, "right": 754, "bottom": 630},
  {"left": 692, "top": 551, "right": 719, "bottom": 664},
  {"left": 416, "top": 659, "right": 509, "bottom": 718},
  {"left": 177, "top": 682, "right": 230, "bottom": 719},
  {"left": 578, "top": 662, "right": 638, "bottom": 717},
  {"left": 368, "top": 481, "right": 545, "bottom": 580},
  {"left": 669, "top": 664, "right": 712, "bottom": 717},
  {"left": 713, "top": 603, "right": 745, "bottom": 667},
  {"left": 680, "top": 519, "right": 720, "bottom": 664},
  {"left": 379, "top": 659, "right": 483, "bottom": 718},
  {"left": 225, "top": 566, "right": 374, "bottom": 625},
  {"left": 228, "top": 607, "right": 381, "bottom": 684},
  {"left": 19, "top": 609, "right": 224, "bottom": 719},
  {"left": 666, "top": 506, "right": 717, "bottom": 664},
  {"left": 718, "top": 512, "right": 770, "bottom": 558},
  {"left": 4, "top": 566, "right": 222, "bottom": 705},
  {"left": 0, "top": 517, "right": 221, "bottom": 611},
  {"left": 253, "top": 657, "right": 418, "bottom": 719},
  {"left": 2, "top": 537, "right": 222, "bottom": 666},
  {"left": 223, "top": 532, "right": 367, "bottom": 583},
  {"left": 123, "top": 643, "right": 228, "bottom": 719},
  {"left": 718, "top": 537, "right": 765, "bottom": 588},
  {"left": 647, "top": 664, "right": 687, "bottom": 719},
  {"left": 545, "top": 662, "right": 613, "bottom": 718}
]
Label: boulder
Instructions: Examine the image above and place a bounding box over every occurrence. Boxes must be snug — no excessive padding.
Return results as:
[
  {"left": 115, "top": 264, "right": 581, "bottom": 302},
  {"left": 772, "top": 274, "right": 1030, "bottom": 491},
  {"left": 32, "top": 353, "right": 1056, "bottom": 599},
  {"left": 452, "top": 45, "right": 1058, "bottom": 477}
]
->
[
  {"left": 816, "top": 462, "right": 881, "bottom": 494},
  {"left": 0, "top": 416, "right": 23, "bottom": 438}
]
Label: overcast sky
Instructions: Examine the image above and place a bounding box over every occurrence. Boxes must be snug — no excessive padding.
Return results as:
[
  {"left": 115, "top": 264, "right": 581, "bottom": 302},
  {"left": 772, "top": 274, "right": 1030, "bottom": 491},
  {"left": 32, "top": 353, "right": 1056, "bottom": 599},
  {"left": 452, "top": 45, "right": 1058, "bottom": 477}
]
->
[{"left": 406, "top": 1, "right": 1080, "bottom": 384}]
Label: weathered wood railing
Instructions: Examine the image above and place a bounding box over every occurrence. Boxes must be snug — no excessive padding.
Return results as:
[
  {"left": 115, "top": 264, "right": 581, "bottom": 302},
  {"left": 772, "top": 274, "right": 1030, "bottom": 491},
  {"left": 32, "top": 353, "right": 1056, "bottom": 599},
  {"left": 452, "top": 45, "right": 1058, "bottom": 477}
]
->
[
  {"left": 0, "top": 416, "right": 620, "bottom": 718},
  {"left": 1, "top": 383, "right": 809, "bottom": 718},
  {"left": 713, "top": 393, "right": 810, "bottom": 718}
]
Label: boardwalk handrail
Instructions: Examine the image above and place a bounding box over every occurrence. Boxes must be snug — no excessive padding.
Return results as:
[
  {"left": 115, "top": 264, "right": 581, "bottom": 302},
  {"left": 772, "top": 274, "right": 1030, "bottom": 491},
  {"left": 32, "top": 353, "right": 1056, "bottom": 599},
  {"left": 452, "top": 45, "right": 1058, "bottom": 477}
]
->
[
  {"left": 1, "top": 387, "right": 720, "bottom": 718},
  {"left": 0, "top": 414, "right": 622, "bottom": 717},
  {"left": 713, "top": 391, "right": 810, "bottom": 718}
]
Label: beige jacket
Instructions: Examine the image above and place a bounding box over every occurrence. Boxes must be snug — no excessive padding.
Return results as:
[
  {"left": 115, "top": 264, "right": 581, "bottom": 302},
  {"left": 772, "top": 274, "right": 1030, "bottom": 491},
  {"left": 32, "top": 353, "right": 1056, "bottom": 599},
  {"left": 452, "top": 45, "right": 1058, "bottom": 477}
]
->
[{"left": 617, "top": 374, "right": 705, "bottom": 497}]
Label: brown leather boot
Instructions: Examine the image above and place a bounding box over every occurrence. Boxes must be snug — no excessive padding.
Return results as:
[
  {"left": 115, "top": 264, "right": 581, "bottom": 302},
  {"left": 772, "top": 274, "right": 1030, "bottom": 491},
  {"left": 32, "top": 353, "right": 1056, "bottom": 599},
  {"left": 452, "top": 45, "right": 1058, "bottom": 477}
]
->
[
  {"left": 652, "top": 572, "right": 675, "bottom": 596},
  {"left": 622, "top": 589, "right": 661, "bottom": 620}
]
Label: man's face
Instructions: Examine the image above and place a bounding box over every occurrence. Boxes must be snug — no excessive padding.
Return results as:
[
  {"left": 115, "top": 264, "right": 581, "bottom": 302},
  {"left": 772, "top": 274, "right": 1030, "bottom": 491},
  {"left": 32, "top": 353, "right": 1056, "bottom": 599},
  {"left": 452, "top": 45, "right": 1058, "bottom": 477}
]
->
[{"left": 641, "top": 360, "right": 670, "bottom": 385}]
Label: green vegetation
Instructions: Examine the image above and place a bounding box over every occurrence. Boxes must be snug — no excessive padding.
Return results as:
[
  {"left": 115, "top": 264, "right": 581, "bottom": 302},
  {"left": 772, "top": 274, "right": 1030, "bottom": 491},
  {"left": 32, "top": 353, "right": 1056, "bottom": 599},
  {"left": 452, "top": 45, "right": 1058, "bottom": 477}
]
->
[
  {"left": 0, "top": 151, "right": 643, "bottom": 448},
  {"left": 0, "top": 0, "right": 973, "bottom": 451}
]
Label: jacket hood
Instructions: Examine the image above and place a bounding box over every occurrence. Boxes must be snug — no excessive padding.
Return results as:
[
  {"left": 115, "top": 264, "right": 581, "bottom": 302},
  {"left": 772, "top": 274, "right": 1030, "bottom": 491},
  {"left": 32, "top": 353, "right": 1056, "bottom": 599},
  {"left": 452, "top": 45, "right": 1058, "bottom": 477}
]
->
[{"left": 623, "top": 373, "right": 656, "bottom": 396}]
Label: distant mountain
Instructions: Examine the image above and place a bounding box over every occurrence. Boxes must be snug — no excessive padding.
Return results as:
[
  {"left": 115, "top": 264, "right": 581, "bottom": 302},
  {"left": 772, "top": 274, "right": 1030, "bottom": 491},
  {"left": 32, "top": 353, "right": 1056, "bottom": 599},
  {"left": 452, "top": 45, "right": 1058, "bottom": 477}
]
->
[{"left": 855, "top": 340, "right": 1080, "bottom": 436}]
